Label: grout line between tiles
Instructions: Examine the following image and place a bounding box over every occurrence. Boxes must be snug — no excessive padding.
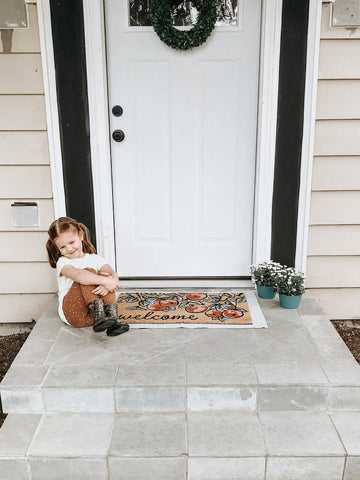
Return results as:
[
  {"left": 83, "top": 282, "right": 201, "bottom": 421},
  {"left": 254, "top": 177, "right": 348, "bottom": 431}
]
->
[{"left": 328, "top": 413, "right": 349, "bottom": 458}]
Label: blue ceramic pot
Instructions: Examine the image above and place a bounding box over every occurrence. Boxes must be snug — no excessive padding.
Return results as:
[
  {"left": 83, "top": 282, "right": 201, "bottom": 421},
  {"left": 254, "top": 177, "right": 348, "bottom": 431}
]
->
[
  {"left": 279, "top": 294, "right": 302, "bottom": 309},
  {"left": 256, "top": 284, "right": 276, "bottom": 299}
]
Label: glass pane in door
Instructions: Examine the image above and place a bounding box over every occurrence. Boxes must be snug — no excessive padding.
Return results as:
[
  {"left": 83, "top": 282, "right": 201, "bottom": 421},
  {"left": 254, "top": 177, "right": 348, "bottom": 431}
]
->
[{"left": 128, "top": 0, "right": 239, "bottom": 27}]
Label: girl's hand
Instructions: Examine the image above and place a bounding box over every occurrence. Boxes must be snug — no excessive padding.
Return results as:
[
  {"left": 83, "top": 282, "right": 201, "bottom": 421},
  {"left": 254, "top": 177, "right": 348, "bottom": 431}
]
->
[
  {"left": 101, "top": 275, "right": 119, "bottom": 292},
  {"left": 100, "top": 271, "right": 120, "bottom": 289},
  {"left": 92, "top": 285, "right": 110, "bottom": 297}
]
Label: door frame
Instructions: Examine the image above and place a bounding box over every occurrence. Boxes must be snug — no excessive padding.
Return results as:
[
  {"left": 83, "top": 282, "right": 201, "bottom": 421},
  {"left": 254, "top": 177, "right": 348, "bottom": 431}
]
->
[{"left": 37, "top": 0, "right": 323, "bottom": 274}]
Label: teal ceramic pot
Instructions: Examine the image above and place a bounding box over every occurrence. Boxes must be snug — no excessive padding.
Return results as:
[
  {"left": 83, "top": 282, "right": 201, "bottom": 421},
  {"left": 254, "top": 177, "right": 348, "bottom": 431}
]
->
[
  {"left": 279, "top": 294, "right": 302, "bottom": 309},
  {"left": 256, "top": 285, "right": 276, "bottom": 299}
]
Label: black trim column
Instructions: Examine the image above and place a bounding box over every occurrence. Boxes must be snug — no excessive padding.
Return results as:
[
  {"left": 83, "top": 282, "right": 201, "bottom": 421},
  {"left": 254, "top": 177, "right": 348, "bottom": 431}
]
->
[
  {"left": 50, "top": 0, "right": 96, "bottom": 246},
  {"left": 271, "top": 0, "right": 310, "bottom": 267}
]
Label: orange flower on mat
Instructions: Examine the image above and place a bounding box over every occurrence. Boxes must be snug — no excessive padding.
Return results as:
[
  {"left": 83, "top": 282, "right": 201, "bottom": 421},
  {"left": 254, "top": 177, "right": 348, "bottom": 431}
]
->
[
  {"left": 185, "top": 304, "right": 207, "bottom": 313},
  {"left": 160, "top": 300, "right": 178, "bottom": 307},
  {"left": 184, "top": 293, "right": 206, "bottom": 300}
]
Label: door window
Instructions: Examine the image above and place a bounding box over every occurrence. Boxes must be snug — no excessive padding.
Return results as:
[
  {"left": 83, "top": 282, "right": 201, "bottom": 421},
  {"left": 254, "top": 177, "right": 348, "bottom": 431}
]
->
[{"left": 129, "top": 0, "right": 239, "bottom": 27}]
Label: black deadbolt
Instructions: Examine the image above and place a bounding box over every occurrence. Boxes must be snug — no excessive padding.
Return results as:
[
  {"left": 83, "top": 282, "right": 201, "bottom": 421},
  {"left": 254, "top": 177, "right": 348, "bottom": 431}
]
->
[
  {"left": 112, "top": 105, "right": 123, "bottom": 117},
  {"left": 112, "top": 129, "right": 125, "bottom": 142}
]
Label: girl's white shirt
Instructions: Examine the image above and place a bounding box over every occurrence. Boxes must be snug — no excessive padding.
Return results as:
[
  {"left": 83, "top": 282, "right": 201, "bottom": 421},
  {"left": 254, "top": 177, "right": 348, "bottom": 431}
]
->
[{"left": 56, "top": 253, "right": 107, "bottom": 324}]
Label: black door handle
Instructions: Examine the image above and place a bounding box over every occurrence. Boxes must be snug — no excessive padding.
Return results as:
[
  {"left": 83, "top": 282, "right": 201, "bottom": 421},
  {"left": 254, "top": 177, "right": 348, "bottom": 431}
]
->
[
  {"left": 112, "top": 129, "right": 125, "bottom": 142},
  {"left": 112, "top": 105, "right": 123, "bottom": 117}
]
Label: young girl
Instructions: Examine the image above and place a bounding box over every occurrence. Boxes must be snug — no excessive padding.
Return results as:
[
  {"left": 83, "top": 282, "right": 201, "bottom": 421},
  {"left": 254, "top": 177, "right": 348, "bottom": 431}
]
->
[{"left": 46, "top": 217, "right": 129, "bottom": 336}]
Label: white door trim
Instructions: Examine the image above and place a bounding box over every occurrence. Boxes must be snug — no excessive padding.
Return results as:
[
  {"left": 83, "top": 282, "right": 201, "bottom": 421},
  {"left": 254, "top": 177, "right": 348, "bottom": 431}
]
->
[
  {"left": 37, "top": 0, "right": 66, "bottom": 219},
  {"left": 82, "top": 0, "right": 116, "bottom": 266},
  {"left": 295, "top": 0, "right": 322, "bottom": 273},
  {"left": 252, "top": 0, "right": 283, "bottom": 265}
]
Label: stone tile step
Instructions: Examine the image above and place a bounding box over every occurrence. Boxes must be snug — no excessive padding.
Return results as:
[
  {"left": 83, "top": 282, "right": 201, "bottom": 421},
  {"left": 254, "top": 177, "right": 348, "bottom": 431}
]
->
[
  {"left": 2, "top": 360, "right": 360, "bottom": 414},
  {"left": 2, "top": 382, "right": 360, "bottom": 414},
  {"left": 0, "top": 412, "right": 359, "bottom": 479}
]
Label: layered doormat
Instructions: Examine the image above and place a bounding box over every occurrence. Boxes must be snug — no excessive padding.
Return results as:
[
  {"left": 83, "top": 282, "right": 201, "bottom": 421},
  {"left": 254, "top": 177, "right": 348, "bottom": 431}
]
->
[{"left": 116, "top": 290, "right": 267, "bottom": 328}]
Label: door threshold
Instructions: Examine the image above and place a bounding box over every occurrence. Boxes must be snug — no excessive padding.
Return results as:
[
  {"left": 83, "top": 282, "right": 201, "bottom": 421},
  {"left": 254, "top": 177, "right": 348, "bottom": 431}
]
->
[{"left": 118, "top": 278, "right": 254, "bottom": 289}]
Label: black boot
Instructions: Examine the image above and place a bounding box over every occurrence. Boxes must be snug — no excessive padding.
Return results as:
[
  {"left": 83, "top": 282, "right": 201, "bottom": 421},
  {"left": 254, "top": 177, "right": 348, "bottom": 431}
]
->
[
  {"left": 106, "top": 321, "right": 129, "bottom": 337},
  {"left": 89, "top": 299, "right": 116, "bottom": 333},
  {"left": 104, "top": 303, "right": 119, "bottom": 322},
  {"left": 105, "top": 303, "right": 129, "bottom": 337}
]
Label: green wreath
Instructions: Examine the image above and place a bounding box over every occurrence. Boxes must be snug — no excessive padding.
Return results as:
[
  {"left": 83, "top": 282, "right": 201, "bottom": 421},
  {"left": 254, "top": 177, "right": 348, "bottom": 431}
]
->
[{"left": 150, "top": 0, "right": 217, "bottom": 51}]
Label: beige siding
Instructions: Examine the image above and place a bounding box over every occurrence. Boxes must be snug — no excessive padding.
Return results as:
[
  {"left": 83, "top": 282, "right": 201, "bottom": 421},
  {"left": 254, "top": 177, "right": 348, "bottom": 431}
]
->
[
  {"left": 311, "top": 288, "right": 360, "bottom": 320},
  {"left": 0, "top": 264, "right": 57, "bottom": 294},
  {"left": 0, "top": 232, "right": 49, "bottom": 262},
  {"left": 316, "top": 80, "right": 360, "bottom": 119},
  {"left": 308, "top": 226, "right": 360, "bottom": 255},
  {"left": 310, "top": 191, "right": 360, "bottom": 225},
  {"left": 0, "top": 131, "right": 50, "bottom": 165},
  {"left": 0, "top": 294, "right": 55, "bottom": 323},
  {"left": 0, "top": 166, "right": 53, "bottom": 198},
  {"left": 312, "top": 156, "right": 360, "bottom": 190},
  {"left": 307, "top": 257, "right": 360, "bottom": 288},
  {"left": 314, "top": 121, "right": 360, "bottom": 156},
  {"left": 307, "top": 4, "right": 360, "bottom": 319},
  {"left": 0, "top": 54, "right": 43, "bottom": 93},
  {"left": 318, "top": 40, "right": 360, "bottom": 79},
  {"left": 0, "top": 95, "right": 47, "bottom": 130},
  {"left": 0, "top": 4, "right": 55, "bottom": 323}
]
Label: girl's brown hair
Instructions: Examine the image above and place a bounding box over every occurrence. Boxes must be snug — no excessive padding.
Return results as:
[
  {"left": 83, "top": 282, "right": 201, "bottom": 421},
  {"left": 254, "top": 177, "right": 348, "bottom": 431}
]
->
[{"left": 46, "top": 217, "right": 96, "bottom": 268}]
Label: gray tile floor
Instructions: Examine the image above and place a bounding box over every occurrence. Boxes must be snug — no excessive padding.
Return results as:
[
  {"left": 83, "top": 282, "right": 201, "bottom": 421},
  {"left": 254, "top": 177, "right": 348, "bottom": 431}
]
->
[{"left": 0, "top": 291, "right": 360, "bottom": 480}]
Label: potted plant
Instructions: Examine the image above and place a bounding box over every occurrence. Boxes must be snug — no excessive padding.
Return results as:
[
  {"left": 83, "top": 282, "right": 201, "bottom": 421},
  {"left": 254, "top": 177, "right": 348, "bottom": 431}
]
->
[
  {"left": 275, "top": 266, "right": 305, "bottom": 309},
  {"left": 249, "top": 260, "right": 282, "bottom": 299}
]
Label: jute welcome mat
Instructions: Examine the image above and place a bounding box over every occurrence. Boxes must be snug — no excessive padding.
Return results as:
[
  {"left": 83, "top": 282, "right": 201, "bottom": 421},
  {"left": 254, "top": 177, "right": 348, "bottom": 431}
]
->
[{"left": 116, "top": 291, "right": 267, "bottom": 328}]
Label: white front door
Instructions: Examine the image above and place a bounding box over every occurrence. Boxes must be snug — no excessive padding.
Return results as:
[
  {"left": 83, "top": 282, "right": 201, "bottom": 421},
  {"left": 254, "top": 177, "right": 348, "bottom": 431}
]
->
[{"left": 105, "top": 0, "right": 261, "bottom": 277}]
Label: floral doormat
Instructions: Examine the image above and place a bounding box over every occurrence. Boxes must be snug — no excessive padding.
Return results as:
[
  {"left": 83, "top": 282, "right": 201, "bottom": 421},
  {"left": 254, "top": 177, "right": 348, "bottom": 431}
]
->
[{"left": 116, "top": 290, "right": 267, "bottom": 328}]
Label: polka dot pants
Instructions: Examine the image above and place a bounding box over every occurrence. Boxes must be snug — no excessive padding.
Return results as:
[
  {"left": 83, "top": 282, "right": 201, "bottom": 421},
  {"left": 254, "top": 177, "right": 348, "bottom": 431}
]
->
[{"left": 62, "top": 268, "right": 116, "bottom": 327}]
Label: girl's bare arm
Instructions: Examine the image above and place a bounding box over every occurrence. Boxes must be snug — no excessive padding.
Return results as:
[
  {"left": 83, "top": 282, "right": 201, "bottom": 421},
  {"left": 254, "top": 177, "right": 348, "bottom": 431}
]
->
[
  {"left": 99, "top": 264, "right": 120, "bottom": 287},
  {"left": 60, "top": 265, "right": 119, "bottom": 291}
]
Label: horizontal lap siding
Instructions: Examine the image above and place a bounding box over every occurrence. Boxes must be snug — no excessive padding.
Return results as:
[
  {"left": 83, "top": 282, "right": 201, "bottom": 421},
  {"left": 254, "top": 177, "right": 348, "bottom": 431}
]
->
[
  {"left": 310, "top": 289, "right": 360, "bottom": 321},
  {"left": 307, "top": 257, "right": 360, "bottom": 288},
  {"left": 0, "top": 264, "right": 57, "bottom": 294},
  {"left": 314, "top": 122, "right": 360, "bottom": 156},
  {"left": 316, "top": 80, "right": 360, "bottom": 119},
  {"left": 0, "top": 4, "right": 56, "bottom": 322},
  {"left": 1, "top": 166, "right": 53, "bottom": 198},
  {"left": 310, "top": 191, "right": 360, "bottom": 224},
  {"left": 312, "top": 156, "right": 360, "bottom": 190},
  {"left": 0, "top": 54, "right": 43, "bottom": 94},
  {"left": 306, "top": 4, "right": 360, "bottom": 319},
  {"left": 0, "top": 294, "right": 55, "bottom": 323},
  {"left": 0, "top": 232, "right": 49, "bottom": 262},
  {"left": 308, "top": 226, "right": 360, "bottom": 255},
  {"left": 0, "top": 95, "right": 47, "bottom": 130},
  {"left": 0, "top": 131, "right": 50, "bottom": 164},
  {"left": 318, "top": 40, "right": 360, "bottom": 78}
]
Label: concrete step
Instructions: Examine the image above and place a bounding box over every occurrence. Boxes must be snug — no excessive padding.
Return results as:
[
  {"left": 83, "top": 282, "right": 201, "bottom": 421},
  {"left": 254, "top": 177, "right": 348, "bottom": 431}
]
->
[
  {"left": 0, "top": 411, "right": 359, "bottom": 480},
  {"left": 2, "top": 362, "right": 360, "bottom": 414},
  {"left": 1, "top": 292, "right": 360, "bottom": 479}
]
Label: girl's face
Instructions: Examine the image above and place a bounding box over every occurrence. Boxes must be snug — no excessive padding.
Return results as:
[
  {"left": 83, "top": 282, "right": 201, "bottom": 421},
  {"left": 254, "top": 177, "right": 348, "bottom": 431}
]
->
[{"left": 54, "top": 229, "right": 84, "bottom": 259}]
